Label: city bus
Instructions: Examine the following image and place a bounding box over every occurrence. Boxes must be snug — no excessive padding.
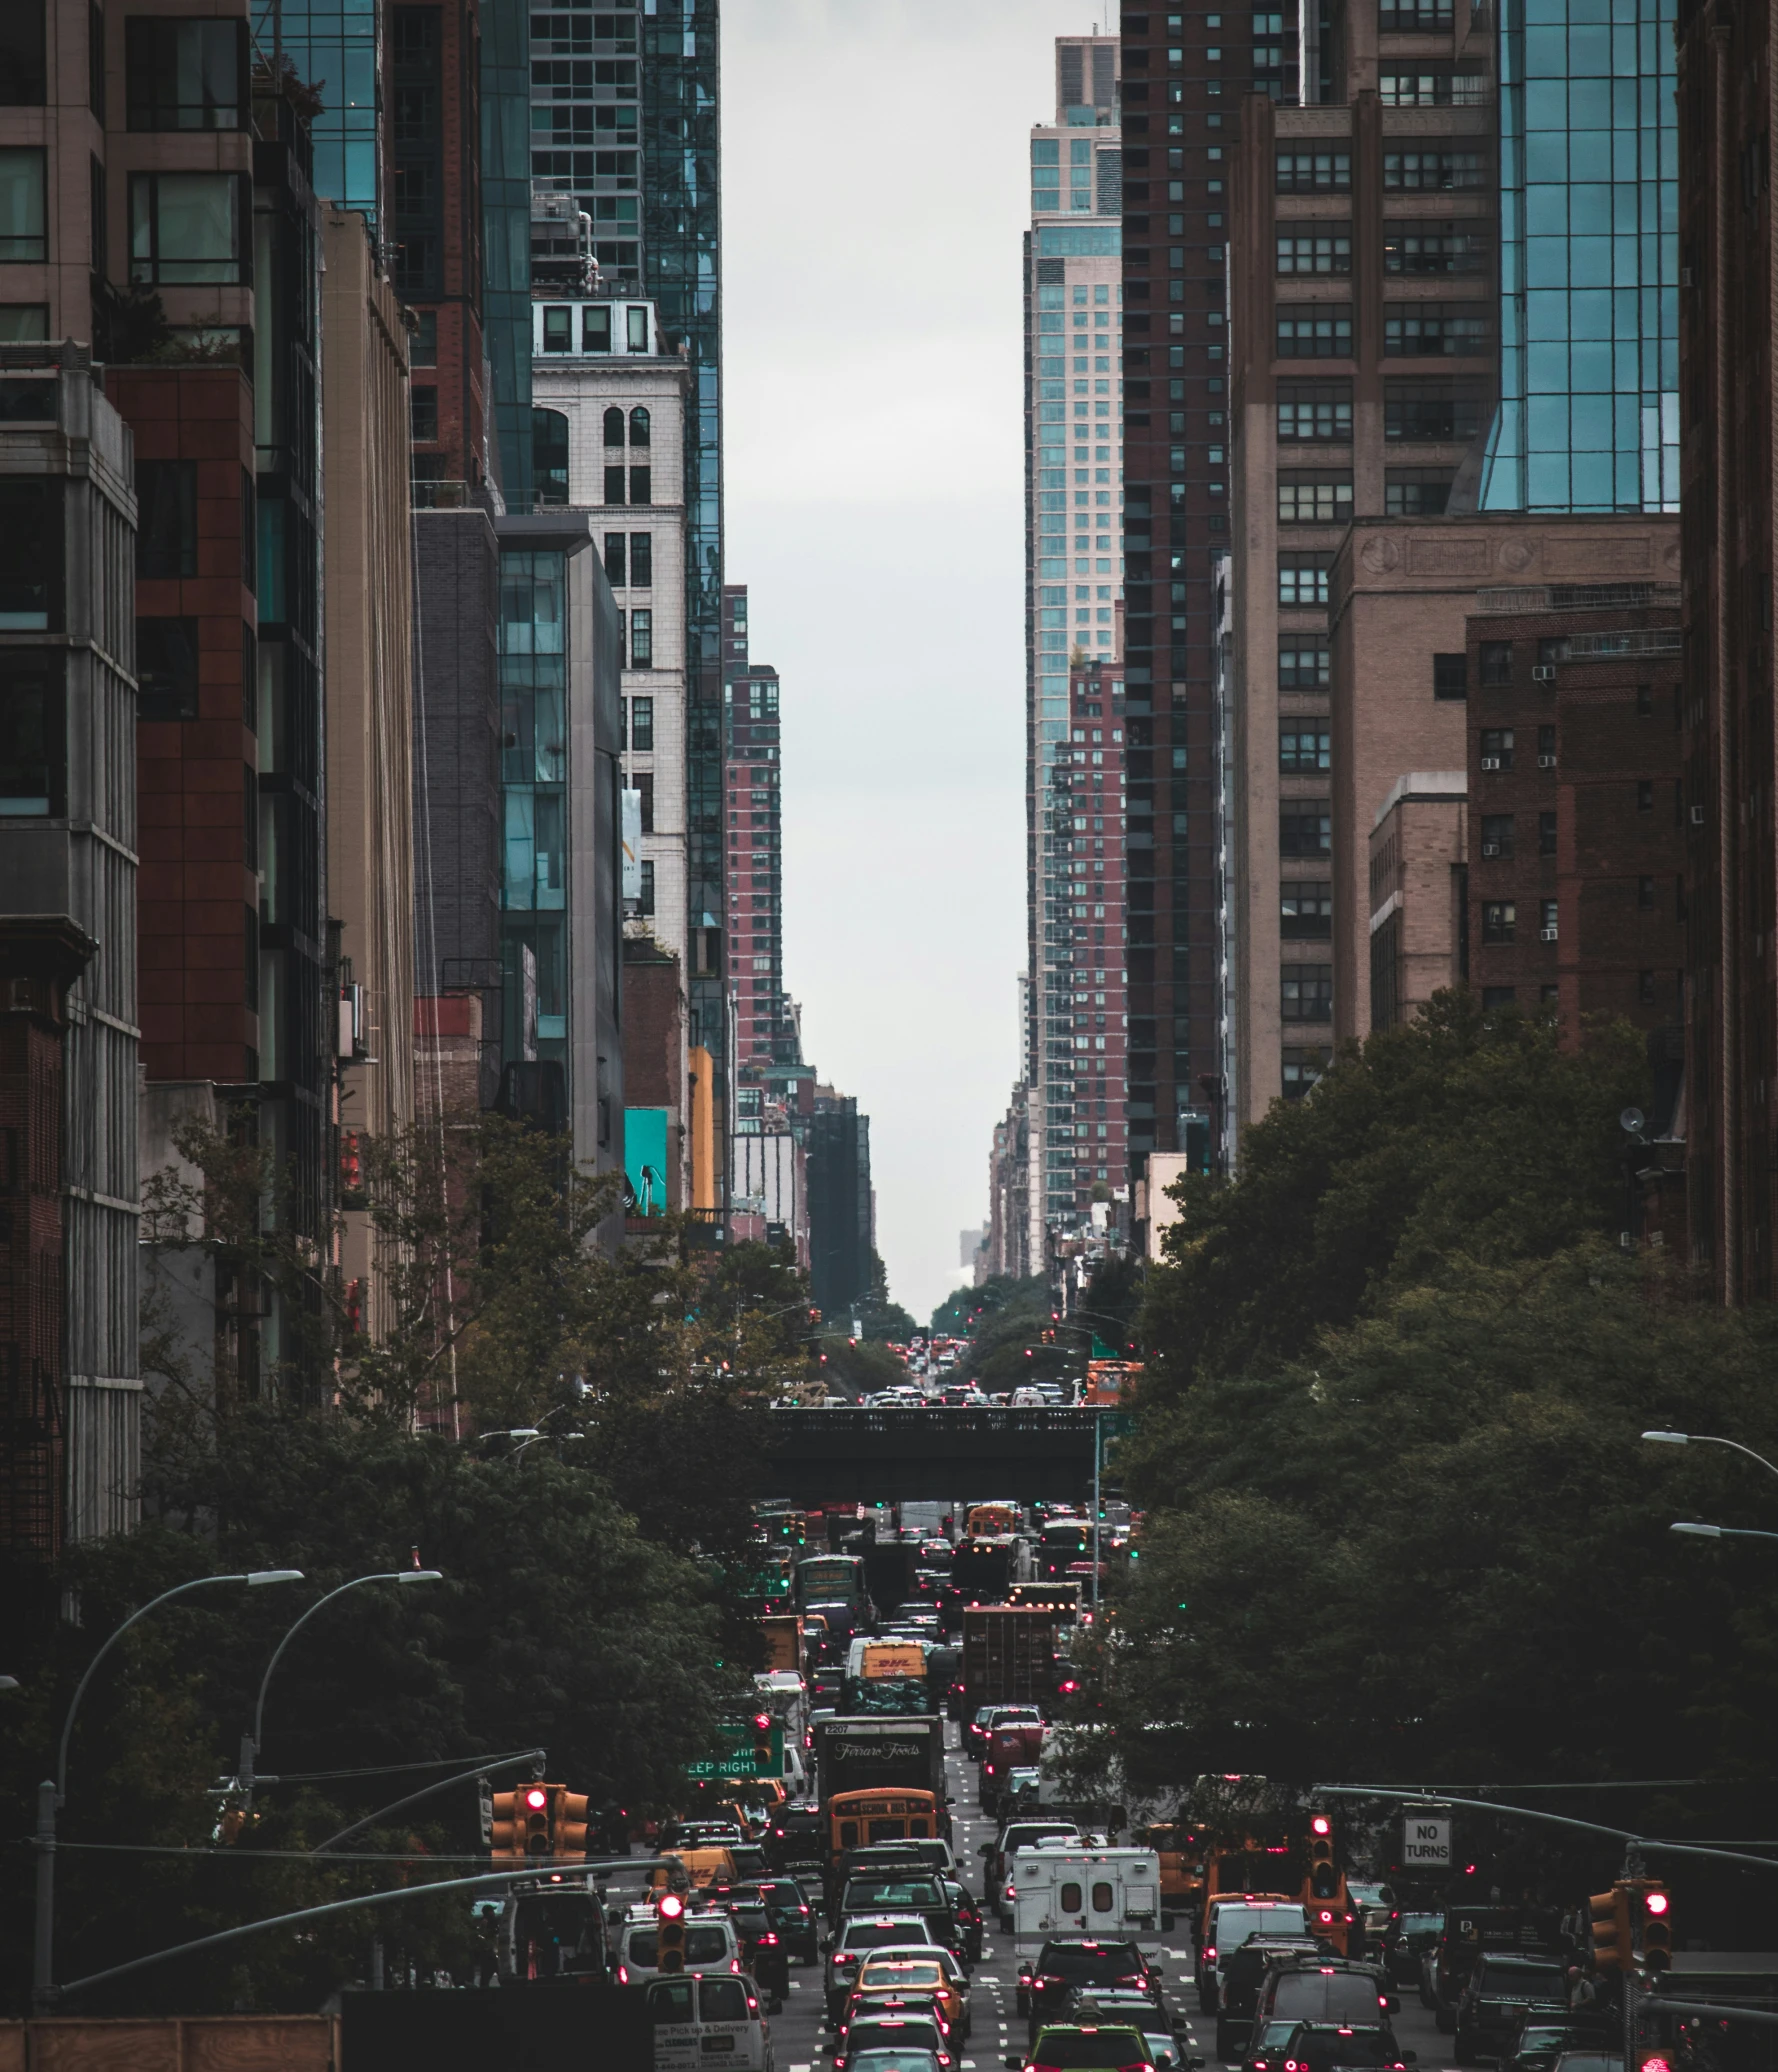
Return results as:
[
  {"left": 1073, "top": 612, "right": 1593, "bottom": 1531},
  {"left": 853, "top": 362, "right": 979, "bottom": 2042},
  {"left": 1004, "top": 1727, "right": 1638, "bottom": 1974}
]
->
[{"left": 794, "top": 1552, "right": 866, "bottom": 1609}]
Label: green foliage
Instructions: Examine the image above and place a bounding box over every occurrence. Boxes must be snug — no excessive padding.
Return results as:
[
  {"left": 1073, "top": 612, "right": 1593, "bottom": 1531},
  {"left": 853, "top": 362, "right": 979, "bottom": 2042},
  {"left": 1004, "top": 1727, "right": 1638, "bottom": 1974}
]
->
[
  {"left": 953, "top": 1277, "right": 1058, "bottom": 1387},
  {"left": 811, "top": 1335, "right": 905, "bottom": 1395},
  {"left": 930, "top": 1273, "right": 1046, "bottom": 1338},
  {"left": 1139, "top": 993, "right": 1647, "bottom": 1396}
]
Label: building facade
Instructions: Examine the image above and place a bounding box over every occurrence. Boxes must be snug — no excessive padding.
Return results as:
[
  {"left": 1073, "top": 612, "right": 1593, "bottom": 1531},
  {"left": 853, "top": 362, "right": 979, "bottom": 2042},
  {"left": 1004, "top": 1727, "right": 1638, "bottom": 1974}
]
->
[
  {"left": 723, "top": 584, "right": 790, "bottom": 1073},
  {"left": 1027, "top": 33, "right": 1124, "bottom": 1258}
]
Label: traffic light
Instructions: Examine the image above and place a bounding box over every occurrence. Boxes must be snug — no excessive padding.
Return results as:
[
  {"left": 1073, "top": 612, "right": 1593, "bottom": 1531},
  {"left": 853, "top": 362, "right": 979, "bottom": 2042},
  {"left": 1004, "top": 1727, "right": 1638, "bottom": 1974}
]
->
[
  {"left": 1638, "top": 1882, "right": 1673, "bottom": 1971},
  {"left": 490, "top": 1788, "right": 527, "bottom": 1862},
  {"left": 1590, "top": 1885, "right": 1632, "bottom": 1970},
  {"left": 657, "top": 1890, "right": 687, "bottom": 1973},
  {"left": 1307, "top": 1813, "right": 1339, "bottom": 1900},
  {"left": 553, "top": 1788, "right": 591, "bottom": 1859},
  {"left": 521, "top": 1783, "right": 553, "bottom": 1857},
  {"left": 752, "top": 1712, "right": 775, "bottom": 1770}
]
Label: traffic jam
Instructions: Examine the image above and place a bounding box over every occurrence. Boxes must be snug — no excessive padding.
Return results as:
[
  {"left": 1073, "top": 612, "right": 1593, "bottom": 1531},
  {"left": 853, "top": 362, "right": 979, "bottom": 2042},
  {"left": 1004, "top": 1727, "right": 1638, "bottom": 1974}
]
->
[{"left": 489, "top": 1498, "right": 1691, "bottom": 2072}]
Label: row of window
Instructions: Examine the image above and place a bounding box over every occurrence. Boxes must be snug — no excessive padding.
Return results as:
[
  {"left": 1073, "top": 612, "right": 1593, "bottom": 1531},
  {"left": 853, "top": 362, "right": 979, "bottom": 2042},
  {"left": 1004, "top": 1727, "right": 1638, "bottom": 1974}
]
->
[
  {"left": 0, "top": 154, "right": 247, "bottom": 282},
  {"left": 1276, "top": 381, "right": 1486, "bottom": 444},
  {"left": 1275, "top": 471, "right": 1454, "bottom": 522},
  {"left": 1481, "top": 899, "right": 1561, "bottom": 944},
  {"left": 1274, "top": 148, "right": 1487, "bottom": 193},
  {"left": 1274, "top": 227, "right": 1487, "bottom": 276},
  {"left": 540, "top": 304, "right": 652, "bottom": 354},
  {"left": 1282, "top": 963, "right": 1333, "bottom": 1020},
  {"left": 1276, "top": 306, "right": 1490, "bottom": 357}
]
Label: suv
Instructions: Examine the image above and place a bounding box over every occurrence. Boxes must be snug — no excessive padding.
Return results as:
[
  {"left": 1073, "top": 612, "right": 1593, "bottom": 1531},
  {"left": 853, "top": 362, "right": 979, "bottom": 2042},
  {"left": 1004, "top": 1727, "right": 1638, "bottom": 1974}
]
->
[
  {"left": 1380, "top": 1912, "right": 1443, "bottom": 1993},
  {"left": 837, "top": 1870, "right": 960, "bottom": 1959},
  {"left": 1256, "top": 2023, "right": 1414, "bottom": 2072},
  {"left": 1021, "top": 2023, "right": 1157, "bottom": 2069},
  {"left": 615, "top": 1904, "right": 740, "bottom": 1986},
  {"left": 1213, "top": 1937, "right": 1327, "bottom": 2058},
  {"left": 1197, "top": 1899, "right": 1312, "bottom": 2012},
  {"left": 824, "top": 1914, "right": 938, "bottom": 2022},
  {"left": 1022, "top": 1937, "right": 1164, "bottom": 2038},
  {"left": 985, "top": 1820, "right": 1083, "bottom": 1924},
  {"left": 1454, "top": 1957, "right": 1573, "bottom": 2066},
  {"left": 1502, "top": 2013, "right": 1620, "bottom": 2072},
  {"left": 764, "top": 1806, "right": 825, "bottom": 1876},
  {"left": 1249, "top": 1956, "right": 1393, "bottom": 2042}
]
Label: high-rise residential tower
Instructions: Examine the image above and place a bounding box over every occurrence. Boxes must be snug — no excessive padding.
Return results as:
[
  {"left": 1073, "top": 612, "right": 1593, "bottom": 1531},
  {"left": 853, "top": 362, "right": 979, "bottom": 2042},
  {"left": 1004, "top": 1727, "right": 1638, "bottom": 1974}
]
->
[
  {"left": 722, "top": 585, "right": 790, "bottom": 1072},
  {"left": 1026, "top": 32, "right": 1124, "bottom": 1265}
]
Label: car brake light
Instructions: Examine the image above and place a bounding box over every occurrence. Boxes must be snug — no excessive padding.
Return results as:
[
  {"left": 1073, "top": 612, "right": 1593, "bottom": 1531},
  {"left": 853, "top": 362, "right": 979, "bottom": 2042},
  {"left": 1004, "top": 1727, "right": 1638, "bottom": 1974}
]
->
[
  {"left": 616, "top": 1965, "right": 628, "bottom": 1984},
  {"left": 1205, "top": 1946, "right": 1217, "bottom": 1961},
  {"left": 730, "top": 1958, "right": 741, "bottom": 1973}
]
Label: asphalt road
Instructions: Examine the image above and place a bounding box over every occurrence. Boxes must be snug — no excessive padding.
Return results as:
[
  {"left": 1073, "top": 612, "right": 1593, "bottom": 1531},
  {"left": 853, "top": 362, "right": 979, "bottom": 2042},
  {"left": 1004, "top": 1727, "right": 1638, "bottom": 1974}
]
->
[{"left": 759, "top": 1722, "right": 1470, "bottom": 2072}]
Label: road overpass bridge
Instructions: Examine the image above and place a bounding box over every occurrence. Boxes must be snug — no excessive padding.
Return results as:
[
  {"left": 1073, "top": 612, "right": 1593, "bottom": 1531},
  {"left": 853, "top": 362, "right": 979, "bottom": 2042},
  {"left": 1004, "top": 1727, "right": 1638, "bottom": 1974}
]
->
[{"left": 758, "top": 1406, "right": 1131, "bottom": 1505}]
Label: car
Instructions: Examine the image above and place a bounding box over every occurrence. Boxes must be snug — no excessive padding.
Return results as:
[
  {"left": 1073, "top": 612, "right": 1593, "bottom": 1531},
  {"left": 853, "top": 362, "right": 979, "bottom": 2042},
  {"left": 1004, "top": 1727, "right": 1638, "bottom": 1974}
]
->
[
  {"left": 764, "top": 1809, "right": 826, "bottom": 1879},
  {"left": 737, "top": 1874, "right": 819, "bottom": 1963},
  {"left": 1212, "top": 1937, "right": 1328, "bottom": 2058},
  {"left": 1502, "top": 2015, "right": 1620, "bottom": 2072},
  {"left": 970, "top": 1703, "right": 1043, "bottom": 1762},
  {"left": 852, "top": 2049, "right": 946, "bottom": 2072},
  {"left": 943, "top": 1877, "right": 985, "bottom": 1961},
  {"left": 614, "top": 1905, "right": 740, "bottom": 1986},
  {"left": 1077, "top": 1987, "right": 1201, "bottom": 2071},
  {"left": 1198, "top": 1899, "right": 1312, "bottom": 2011},
  {"left": 1012, "top": 2022, "right": 1159, "bottom": 2069},
  {"left": 1022, "top": 1938, "right": 1162, "bottom": 2037},
  {"left": 1548, "top": 2054, "right": 1624, "bottom": 2072},
  {"left": 718, "top": 1895, "right": 789, "bottom": 2007},
  {"left": 1247, "top": 1957, "right": 1393, "bottom": 2042},
  {"left": 660, "top": 1819, "right": 746, "bottom": 1849},
  {"left": 842, "top": 1952, "right": 969, "bottom": 2037},
  {"left": 1454, "top": 1955, "right": 1574, "bottom": 2065},
  {"left": 836, "top": 2009, "right": 955, "bottom": 2072},
  {"left": 837, "top": 1870, "right": 959, "bottom": 1958},
  {"left": 1379, "top": 1913, "right": 1443, "bottom": 1992},
  {"left": 824, "top": 1916, "right": 940, "bottom": 2021},
  {"left": 1254, "top": 2023, "right": 1414, "bottom": 2072}
]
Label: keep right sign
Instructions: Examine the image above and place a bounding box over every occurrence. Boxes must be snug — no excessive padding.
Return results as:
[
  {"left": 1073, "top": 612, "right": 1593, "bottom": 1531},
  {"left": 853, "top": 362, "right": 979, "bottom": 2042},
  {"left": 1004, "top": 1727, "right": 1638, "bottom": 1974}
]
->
[{"left": 1404, "top": 1814, "right": 1452, "bottom": 1866}]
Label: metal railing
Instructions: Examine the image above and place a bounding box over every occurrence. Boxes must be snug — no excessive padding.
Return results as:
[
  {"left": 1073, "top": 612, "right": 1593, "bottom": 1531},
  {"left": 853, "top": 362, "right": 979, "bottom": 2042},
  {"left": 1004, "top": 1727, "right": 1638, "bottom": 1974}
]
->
[{"left": 1475, "top": 582, "right": 1681, "bottom": 614}]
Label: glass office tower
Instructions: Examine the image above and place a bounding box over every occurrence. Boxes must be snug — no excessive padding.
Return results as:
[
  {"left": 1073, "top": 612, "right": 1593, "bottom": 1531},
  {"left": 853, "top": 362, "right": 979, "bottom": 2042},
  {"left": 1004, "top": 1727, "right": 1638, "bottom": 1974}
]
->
[
  {"left": 253, "top": 0, "right": 381, "bottom": 217},
  {"left": 1480, "top": 0, "right": 1678, "bottom": 512}
]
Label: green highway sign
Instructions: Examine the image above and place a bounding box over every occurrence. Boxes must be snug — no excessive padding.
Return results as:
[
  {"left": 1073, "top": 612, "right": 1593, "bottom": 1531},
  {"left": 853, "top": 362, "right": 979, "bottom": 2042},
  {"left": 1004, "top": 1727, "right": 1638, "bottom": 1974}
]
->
[{"left": 687, "top": 1720, "right": 785, "bottom": 1782}]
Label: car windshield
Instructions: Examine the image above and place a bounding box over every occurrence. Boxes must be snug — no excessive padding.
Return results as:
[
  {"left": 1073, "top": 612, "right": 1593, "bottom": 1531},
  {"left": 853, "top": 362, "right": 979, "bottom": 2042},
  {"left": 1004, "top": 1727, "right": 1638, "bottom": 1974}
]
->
[
  {"left": 1040, "top": 1943, "right": 1143, "bottom": 1984},
  {"left": 1400, "top": 1915, "right": 1442, "bottom": 1935},
  {"left": 1031, "top": 2030, "right": 1152, "bottom": 2069},
  {"left": 860, "top": 1959, "right": 945, "bottom": 1990},
  {"left": 846, "top": 1877, "right": 944, "bottom": 1910},
  {"left": 1482, "top": 1964, "right": 1568, "bottom": 1999},
  {"left": 846, "top": 1922, "right": 930, "bottom": 1951},
  {"left": 852, "top": 2018, "right": 944, "bottom": 2052},
  {"left": 700, "top": 1976, "right": 752, "bottom": 2023}
]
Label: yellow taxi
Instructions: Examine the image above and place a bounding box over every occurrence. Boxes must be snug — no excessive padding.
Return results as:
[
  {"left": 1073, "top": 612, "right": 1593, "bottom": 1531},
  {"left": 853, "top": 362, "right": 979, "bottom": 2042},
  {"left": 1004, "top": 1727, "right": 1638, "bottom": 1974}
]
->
[{"left": 842, "top": 1951, "right": 966, "bottom": 2034}]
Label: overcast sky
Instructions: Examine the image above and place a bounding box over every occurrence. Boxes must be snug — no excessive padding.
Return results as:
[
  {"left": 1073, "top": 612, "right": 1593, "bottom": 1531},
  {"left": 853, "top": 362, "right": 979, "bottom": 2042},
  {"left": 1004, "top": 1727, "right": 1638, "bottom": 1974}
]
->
[{"left": 723, "top": 0, "right": 1096, "bottom": 1324}]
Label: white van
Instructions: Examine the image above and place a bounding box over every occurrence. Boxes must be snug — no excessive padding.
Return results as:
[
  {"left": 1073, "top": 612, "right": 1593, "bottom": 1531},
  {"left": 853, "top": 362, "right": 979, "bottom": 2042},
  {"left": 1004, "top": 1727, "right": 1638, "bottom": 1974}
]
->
[
  {"left": 649, "top": 1972, "right": 775, "bottom": 2071},
  {"left": 615, "top": 1904, "right": 740, "bottom": 1986},
  {"left": 1011, "top": 1845, "right": 1163, "bottom": 1937}
]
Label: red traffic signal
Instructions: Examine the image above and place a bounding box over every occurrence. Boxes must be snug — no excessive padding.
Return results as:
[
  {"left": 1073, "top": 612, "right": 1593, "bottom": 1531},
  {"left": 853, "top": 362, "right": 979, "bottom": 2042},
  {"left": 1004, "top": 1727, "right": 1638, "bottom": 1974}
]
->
[
  {"left": 1645, "top": 1892, "right": 1670, "bottom": 1916},
  {"left": 1311, "top": 1814, "right": 1332, "bottom": 1837},
  {"left": 658, "top": 1892, "right": 686, "bottom": 1920},
  {"left": 524, "top": 1786, "right": 548, "bottom": 1811},
  {"left": 753, "top": 1713, "right": 772, "bottom": 1731}
]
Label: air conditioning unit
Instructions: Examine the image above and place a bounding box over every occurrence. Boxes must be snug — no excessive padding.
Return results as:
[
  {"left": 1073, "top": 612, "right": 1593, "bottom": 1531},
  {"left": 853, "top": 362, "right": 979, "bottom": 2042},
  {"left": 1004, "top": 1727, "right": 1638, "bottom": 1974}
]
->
[
  {"left": 1480, "top": 755, "right": 1501, "bottom": 770},
  {"left": 1481, "top": 840, "right": 1502, "bottom": 857},
  {"left": 1541, "top": 925, "right": 1559, "bottom": 941},
  {"left": 1538, "top": 753, "right": 1557, "bottom": 768},
  {"left": 1691, "top": 804, "right": 1706, "bottom": 825},
  {"left": 1532, "top": 664, "right": 1557, "bottom": 682}
]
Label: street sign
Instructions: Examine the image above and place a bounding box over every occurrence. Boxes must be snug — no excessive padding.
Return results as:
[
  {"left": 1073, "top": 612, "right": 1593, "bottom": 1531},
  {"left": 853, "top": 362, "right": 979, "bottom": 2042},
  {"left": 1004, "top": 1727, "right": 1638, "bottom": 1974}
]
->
[
  {"left": 686, "top": 1720, "right": 784, "bottom": 1782},
  {"left": 1403, "top": 1813, "right": 1452, "bottom": 1866}
]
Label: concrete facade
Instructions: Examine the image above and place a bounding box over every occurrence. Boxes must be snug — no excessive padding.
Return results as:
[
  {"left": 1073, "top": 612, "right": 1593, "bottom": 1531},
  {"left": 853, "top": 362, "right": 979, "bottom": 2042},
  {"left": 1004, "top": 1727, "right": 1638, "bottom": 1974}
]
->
[{"left": 1368, "top": 773, "right": 1468, "bottom": 1032}]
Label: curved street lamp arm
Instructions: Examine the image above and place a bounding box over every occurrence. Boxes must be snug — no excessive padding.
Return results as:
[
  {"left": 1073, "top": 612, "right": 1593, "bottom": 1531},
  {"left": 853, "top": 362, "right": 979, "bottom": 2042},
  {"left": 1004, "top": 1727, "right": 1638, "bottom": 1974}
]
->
[
  {"left": 1695, "top": 1434, "right": 1778, "bottom": 1479},
  {"left": 58, "top": 1575, "right": 252, "bottom": 1801},
  {"left": 309, "top": 1747, "right": 548, "bottom": 1853},
  {"left": 253, "top": 1576, "right": 392, "bottom": 1752}
]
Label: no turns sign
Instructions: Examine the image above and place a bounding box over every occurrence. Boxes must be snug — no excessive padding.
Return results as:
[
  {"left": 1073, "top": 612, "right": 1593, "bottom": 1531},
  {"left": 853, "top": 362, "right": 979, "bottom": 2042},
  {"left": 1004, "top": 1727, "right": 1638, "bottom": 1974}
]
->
[{"left": 1404, "top": 1813, "right": 1452, "bottom": 1866}]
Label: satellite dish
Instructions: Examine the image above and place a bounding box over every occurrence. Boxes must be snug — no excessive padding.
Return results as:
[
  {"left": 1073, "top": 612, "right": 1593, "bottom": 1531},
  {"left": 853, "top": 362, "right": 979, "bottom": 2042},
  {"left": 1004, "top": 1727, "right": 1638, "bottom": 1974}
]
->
[{"left": 1621, "top": 1107, "right": 1647, "bottom": 1134}]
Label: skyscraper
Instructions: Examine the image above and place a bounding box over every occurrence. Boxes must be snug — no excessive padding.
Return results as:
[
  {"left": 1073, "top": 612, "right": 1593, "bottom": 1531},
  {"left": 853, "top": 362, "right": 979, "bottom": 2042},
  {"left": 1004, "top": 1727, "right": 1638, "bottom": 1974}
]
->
[
  {"left": 1026, "top": 32, "right": 1124, "bottom": 1264},
  {"left": 722, "top": 584, "right": 789, "bottom": 1072}
]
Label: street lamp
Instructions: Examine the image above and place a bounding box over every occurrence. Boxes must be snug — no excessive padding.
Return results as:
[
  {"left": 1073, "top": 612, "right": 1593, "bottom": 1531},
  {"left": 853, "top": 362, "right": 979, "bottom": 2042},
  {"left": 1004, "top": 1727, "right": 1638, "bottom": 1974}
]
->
[
  {"left": 1670, "top": 1520, "right": 1778, "bottom": 1543},
  {"left": 38, "top": 1567, "right": 303, "bottom": 2009},
  {"left": 249, "top": 1567, "right": 444, "bottom": 1773},
  {"left": 1643, "top": 1429, "right": 1778, "bottom": 1478}
]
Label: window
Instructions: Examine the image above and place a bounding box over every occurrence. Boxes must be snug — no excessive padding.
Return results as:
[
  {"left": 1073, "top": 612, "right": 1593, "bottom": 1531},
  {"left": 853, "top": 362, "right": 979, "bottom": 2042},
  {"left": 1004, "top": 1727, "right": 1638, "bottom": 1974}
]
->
[
  {"left": 1277, "top": 382, "right": 1352, "bottom": 442},
  {"left": 410, "top": 385, "right": 438, "bottom": 443},
  {"left": 1638, "top": 874, "right": 1656, "bottom": 910},
  {"left": 603, "top": 531, "right": 626, "bottom": 586},
  {"left": 629, "top": 465, "right": 650, "bottom": 504},
  {"left": 137, "top": 617, "right": 199, "bottom": 721},
  {"left": 637, "top": 857, "right": 656, "bottom": 915},
  {"left": 1277, "top": 306, "right": 1352, "bottom": 356},
  {"left": 1280, "top": 800, "right": 1332, "bottom": 855},
  {"left": 129, "top": 172, "right": 244, "bottom": 283},
  {"left": 604, "top": 463, "right": 626, "bottom": 504},
  {"left": 1278, "top": 555, "right": 1331, "bottom": 607},
  {"left": 1282, "top": 1044, "right": 1332, "bottom": 1098},
  {"left": 1275, "top": 151, "right": 1350, "bottom": 191},
  {"left": 1540, "top": 898, "right": 1559, "bottom": 941},
  {"left": 1379, "top": 65, "right": 1483, "bottom": 104},
  {"left": 1479, "top": 813, "right": 1514, "bottom": 858},
  {"left": 1637, "top": 778, "right": 1654, "bottom": 812},
  {"left": 603, "top": 405, "right": 625, "bottom": 446},
  {"left": 1279, "top": 642, "right": 1330, "bottom": 690},
  {"left": 0, "top": 7, "right": 47, "bottom": 105},
  {"left": 582, "top": 304, "right": 611, "bottom": 352},
  {"left": 1278, "top": 473, "right": 1352, "bottom": 524},
  {"left": 626, "top": 305, "right": 648, "bottom": 351},
  {"left": 1536, "top": 636, "right": 1570, "bottom": 666},
  {"left": 1277, "top": 232, "right": 1351, "bottom": 275},
  {"left": 1280, "top": 724, "right": 1331, "bottom": 773},
  {"left": 1479, "top": 726, "right": 1514, "bottom": 769},
  {"left": 629, "top": 608, "right": 652, "bottom": 667},
  {"left": 135, "top": 461, "right": 197, "bottom": 580},
  {"left": 1639, "top": 969, "right": 1657, "bottom": 1005},
  {"left": 541, "top": 305, "right": 572, "bottom": 352},
  {"left": 0, "top": 479, "right": 57, "bottom": 629},
  {"left": 1540, "top": 811, "right": 1557, "bottom": 855},
  {"left": 628, "top": 405, "right": 650, "bottom": 447},
  {"left": 411, "top": 310, "right": 438, "bottom": 365},
  {"left": 628, "top": 695, "right": 654, "bottom": 751},
  {"left": 0, "top": 654, "right": 58, "bottom": 814},
  {"left": 629, "top": 531, "right": 652, "bottom": 587},
  {"left": 1432, "top": 652, "right": 1467, "bottom": 699},
  {"left": 1281, "top": 881, "right": 1333, "bottom": 937},
  {"left": 1480, "top": 640, "right": 1513, "bottom": 686},
  {"left": 0, "top": 305, "right": 48, "bottom": 341},
  {"left": 534, "top": 409, "right": 569, "bottom": 506},
  {"left": 0, "top": 149, "right": 47, "bottom": 260},
  {"left": 1384, "top": 304, "right": 1489, "bottom": 355},
  {"left": 1538, "top": 724, "right": 1556, "bottom": 765},
  {"left": 1379, "top": 0, "right": 1453, "bottom": 22},
  {"left": 125, "top": 17, "right": 244, "bottom": 129},
  {"left": 1384, "top": 381, "right": 1485, "bottom": 441},
  {"left": 1482, "top": 985, "right": 1517, "bottom": 1008},
  {"left": 1386, "top": 469, "right": 1453, "bottom": 516},
  {"left": 1383, "top": 223, "right": 1488, "bottom": 274},
  {"left": 631, "top": 769, "right": 654, "bottom": 831},
  {"left": 1384, "top": 147, "right": 1486, "bottom": 190},
  {"left": 1482, "top": 900, "right": 1516, "bottom": 944},
  {"left": 1281, "top": 963, "right": 1333, "bottom": 1021}
]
